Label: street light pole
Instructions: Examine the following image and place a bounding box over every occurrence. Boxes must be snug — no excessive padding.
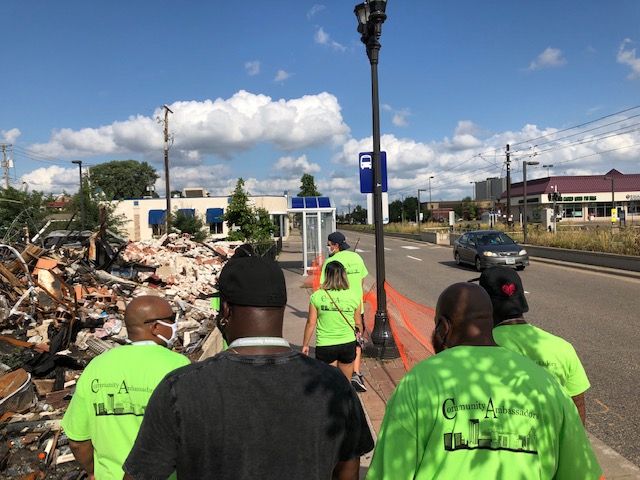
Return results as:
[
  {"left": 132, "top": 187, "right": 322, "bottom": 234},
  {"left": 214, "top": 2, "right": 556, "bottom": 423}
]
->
[
  {"left": 428, "top": 175, "right": 434, "bottom": 221},
  {"left": 543, "top": 164, "right": 554, "bottom": 177},
  {"left": 469, "top": 181, "right": 475, "bottom": 201},
  {"left": 605, "top": 175, "right": 616, "bottom": 223},
  {"left": 417, "top": 188, "right": 427, "bottom": 223},
  {"left": 71, "top": 160, "right": 84, "bottom": 230},
  {"left": 523, "top": 160, "right": 539, "bottom": 243},
  {"left": 355, "top": 0, "right": 398, "bottom": 359}
]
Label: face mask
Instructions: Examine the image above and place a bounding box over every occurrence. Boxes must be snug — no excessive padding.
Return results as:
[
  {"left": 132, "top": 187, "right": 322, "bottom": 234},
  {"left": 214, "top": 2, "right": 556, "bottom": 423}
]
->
[{"left": 155, "top": 319, "right": 178, "bottom": 348}]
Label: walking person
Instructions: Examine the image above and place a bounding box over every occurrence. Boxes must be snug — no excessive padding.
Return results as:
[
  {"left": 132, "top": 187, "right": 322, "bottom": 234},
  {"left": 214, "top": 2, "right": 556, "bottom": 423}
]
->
[
  {"left": 303, "top": 260, "right": 364, "bottom": 381},
  {"left": 366, "top": 282, "right": 601, "bottom": 479},
  {"left": 62, "top": 296, "right": 190, "bottom": 479},
  {"left": 322, "top": 231, "right": 368, "bottom": 391},
  {"left": 124, "top": 257, "right": 373, "bottom": 480},
  {"left": 475, "top": 266, "right": 591, "bottom": 424}
]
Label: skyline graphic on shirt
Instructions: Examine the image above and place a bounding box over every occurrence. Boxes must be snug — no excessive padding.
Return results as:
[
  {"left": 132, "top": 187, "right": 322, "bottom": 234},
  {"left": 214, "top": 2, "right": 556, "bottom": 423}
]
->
[{"left": 444, "top": 418, "right": 538, "bottom": 454}]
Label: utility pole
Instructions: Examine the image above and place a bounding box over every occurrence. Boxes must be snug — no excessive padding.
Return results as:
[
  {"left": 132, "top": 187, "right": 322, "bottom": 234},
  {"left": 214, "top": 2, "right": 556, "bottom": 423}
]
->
[
  {"left": 1, "top": 144, "right": 12, "bottom": 189},
  {"left": 160, "top": 105, "right": 174, "bottom": 235},
  {"left": 506, "top": 144, "right": 511, "bottom": 222}
]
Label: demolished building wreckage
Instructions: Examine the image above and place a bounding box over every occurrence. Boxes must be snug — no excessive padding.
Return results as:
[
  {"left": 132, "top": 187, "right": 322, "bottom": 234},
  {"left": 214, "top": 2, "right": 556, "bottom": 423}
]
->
[{"left": 0, "top": 230, "right": 251, "bottom": 479}]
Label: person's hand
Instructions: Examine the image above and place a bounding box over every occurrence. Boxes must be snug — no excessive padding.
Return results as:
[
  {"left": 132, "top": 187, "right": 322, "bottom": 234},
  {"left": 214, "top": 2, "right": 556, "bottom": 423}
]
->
[{"left": 301, "top": 345, "right": 309, "bottom": 356}]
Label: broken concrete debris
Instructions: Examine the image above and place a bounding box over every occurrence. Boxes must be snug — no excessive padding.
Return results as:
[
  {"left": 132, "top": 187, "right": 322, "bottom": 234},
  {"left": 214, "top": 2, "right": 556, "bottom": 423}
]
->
[{"left": 0, "top": 232, "right": 245, "bottom": 479}]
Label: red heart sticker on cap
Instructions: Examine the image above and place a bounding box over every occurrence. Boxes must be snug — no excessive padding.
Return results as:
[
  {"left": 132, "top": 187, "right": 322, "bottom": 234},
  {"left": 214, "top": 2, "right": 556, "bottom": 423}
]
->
[{"left": 502, "top": 284, "right": 516, "bottom": 296}]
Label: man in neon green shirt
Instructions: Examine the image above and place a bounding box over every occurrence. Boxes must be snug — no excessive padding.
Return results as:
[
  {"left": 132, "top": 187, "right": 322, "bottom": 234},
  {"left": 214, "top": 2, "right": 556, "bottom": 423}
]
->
[
  {"left": 62, "top": 296, "right": 190, "bottom": 479},
  {"left": 321, "top": 231, "right": 368, "bottom": 391},
  {"left": 477, "top": 266, "right": 590, "bottom": 424},
  {"left": 367, "top": 283, "right": 601, "bottom": 480}
]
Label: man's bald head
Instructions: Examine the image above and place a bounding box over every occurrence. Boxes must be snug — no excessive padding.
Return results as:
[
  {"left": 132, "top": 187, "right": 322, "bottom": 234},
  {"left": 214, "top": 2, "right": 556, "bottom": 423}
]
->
[
  {"left": 124, "top": 296, "right": 174, "bottom": 343},
  {"left": 433, "top": 283, "right": 497, "bottom": 351}
]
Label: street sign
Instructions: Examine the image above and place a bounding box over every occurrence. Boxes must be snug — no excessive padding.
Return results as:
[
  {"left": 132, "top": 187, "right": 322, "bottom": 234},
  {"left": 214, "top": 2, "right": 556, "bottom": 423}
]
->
[
  {"left": 359, "top": 151, "right": 388, "bottom": 194},
  {"left": 366, "top": 192, "right": 389, "bottom": 225}
]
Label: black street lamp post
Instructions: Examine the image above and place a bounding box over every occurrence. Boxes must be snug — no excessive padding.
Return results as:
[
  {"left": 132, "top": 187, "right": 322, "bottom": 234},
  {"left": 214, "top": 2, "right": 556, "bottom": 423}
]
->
[
  {"left": 522, "top": 160, "right": 539, "bottom": 243},
  {"left": 354, "top": 0, "right": 398, "bottom": 359},
  {"left": 72, "top": 160, "right": 85, "bottom": 230}
]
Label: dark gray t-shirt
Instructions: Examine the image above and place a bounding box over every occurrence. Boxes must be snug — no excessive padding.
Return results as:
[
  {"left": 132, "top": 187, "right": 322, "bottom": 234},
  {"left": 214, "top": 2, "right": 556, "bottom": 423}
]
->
[{"left": 124, "top": 350, "right": 374, "bottom": 479}]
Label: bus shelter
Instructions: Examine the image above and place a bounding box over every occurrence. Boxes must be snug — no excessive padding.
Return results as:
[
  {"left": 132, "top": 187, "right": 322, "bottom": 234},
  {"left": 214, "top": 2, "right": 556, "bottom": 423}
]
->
[{"left": 288, "top": 196, "right": 336, "bottom": 274}]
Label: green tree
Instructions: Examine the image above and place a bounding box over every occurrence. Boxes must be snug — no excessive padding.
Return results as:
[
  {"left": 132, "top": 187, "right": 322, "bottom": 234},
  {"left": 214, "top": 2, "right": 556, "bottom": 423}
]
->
[
  {"left": 171, "top": 210, "right": 207, "bottom": 242},
  {"left": 224, "top": 178, "right": 276, "bottom": 242},
  {"left": 297, "top": 173, "right": 322, "bottom": 197},
  {"left": 0, "top": 187, "right": 53, "bottom": 242},
  {"left": 90, "top": 160, "right": 159, "bottom": 200},
  {"left": 351, "top": 205, "right": 367, "bottom": 224},
  {"left": 65, "top": 177, "right": 128, "bottom": 234}
]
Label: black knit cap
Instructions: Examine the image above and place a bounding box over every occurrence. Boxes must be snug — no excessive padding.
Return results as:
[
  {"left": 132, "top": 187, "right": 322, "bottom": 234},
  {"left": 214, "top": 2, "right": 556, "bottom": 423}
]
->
[
  {"left": 477, "top": 266, "right": 529, "bottom": 320},
  {"left": 218, "top": 257, "right": 287, "bottom": 307}
]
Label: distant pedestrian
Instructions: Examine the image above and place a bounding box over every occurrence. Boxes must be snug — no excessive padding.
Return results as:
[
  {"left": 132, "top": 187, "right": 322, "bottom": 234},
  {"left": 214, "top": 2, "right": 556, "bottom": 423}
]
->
[
  {"left": 124, "top": 257, "right": 373, "bottom": 480},
  {"left": 322, "top": 231, "right": 368, "bottom": 392},
  {"left": 62, "top": 296, "right": 190, "bottom": 479},
  {"left": 303, "top": 260, "right": 363, "bottom": 380},
  {"left": 366, "top": 282, "right": 601, "bottom": 479},
  {"left": 476, "top": 266, "right": 591, "bottom": 424}
]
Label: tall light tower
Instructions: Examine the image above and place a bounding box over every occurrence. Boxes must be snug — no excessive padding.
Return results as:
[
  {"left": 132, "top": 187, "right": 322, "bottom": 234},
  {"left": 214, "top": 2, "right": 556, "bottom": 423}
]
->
[
  {"left": 354, "top": 0, "right": 398, "bottom": 359},
  {"left": 72, "top": 160, "right": 84, "bottom": 230},
  {"left": 523, "top": 160, "right": 539, "bottom": 243}
]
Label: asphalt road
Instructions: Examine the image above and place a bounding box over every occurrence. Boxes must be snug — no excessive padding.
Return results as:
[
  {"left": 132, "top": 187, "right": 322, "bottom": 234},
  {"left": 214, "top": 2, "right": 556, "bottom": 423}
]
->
[{"left": 346, "top": 231, "right": 640, "bottom": 468}]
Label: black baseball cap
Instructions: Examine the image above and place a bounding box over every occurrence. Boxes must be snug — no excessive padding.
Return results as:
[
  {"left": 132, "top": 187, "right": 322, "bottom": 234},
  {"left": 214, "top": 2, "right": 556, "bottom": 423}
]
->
[
  {"left": 218, "top": 257, "right": 287, "bottom": 307},
  {"left": 475, "top": 266, "right": 529, "bottom": 320},
  {"left": 328, "top": 232, "right": 350, "bottom": 250}
]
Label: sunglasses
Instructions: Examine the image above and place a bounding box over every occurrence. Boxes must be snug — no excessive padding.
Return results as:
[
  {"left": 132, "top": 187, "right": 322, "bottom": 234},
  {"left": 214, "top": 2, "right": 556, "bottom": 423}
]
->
[{"left": 143, "top": 312, "right": 177, "bottom": 324}]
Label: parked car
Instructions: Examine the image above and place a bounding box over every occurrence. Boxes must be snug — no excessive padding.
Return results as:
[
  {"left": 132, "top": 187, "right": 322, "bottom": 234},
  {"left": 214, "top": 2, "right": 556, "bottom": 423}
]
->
[{"left": 453, "top": 230, "right": 529, "bottom": 271}]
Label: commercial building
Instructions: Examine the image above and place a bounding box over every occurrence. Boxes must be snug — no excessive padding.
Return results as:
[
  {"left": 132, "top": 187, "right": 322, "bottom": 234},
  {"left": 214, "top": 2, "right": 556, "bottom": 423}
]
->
[
  {"left": 110, "top": 191, "right": 291, "bottom": 242},
  {"left": 501, "top": 169, "right": 640, "bottom": 223}
]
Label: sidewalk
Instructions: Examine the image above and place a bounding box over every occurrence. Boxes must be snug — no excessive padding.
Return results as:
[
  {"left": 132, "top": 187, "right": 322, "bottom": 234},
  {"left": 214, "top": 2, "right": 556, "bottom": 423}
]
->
[{"left": 277, "top": 229, "right": 640, "bottom": 479}]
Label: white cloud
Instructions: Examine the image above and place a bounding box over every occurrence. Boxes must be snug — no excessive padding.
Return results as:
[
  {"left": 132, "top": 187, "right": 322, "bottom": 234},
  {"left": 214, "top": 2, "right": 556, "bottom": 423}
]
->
[
  {"left": 617, "top": 38, "right": 640, "bottom": 79},
  {"left": 25, "top": 90, "right": 349, "bottom": 164},
  {"left": 314, "top": 27, "right": 346, "bottom": 52},
  {"left": 274, "top": 70, "right": 291, "bottom": 82},
  {"left": 526, "top": 47, "right": 566, "bottom": 72},
  {"left": 307, "top": 4, "right": 325, "bottom": 20},
  {"left": 245, "top": 60, "right": 260, "bottom": 76},
  {"left": 21, "top": 165, "right": 80, "bottom": 194},
  {"left": 1, "top": 128, "right": 21, "bottom": 143},
  {"left": 274, "top": 154, "right": 321, "bottom": 176},
  {"left": 382, "top": 104, "right": 410, "bottom": 127}
]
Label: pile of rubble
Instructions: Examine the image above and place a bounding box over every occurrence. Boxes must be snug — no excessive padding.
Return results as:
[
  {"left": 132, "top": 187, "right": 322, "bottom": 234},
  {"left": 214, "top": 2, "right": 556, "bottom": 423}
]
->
[{"left": 0, "top": 232, "right": 245, "bottom": 479}]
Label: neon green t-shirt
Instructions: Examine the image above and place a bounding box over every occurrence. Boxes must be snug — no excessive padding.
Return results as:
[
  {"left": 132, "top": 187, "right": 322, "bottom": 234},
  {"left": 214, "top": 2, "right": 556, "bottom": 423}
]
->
[
  {"left": 366, "top": 346, "right": 601, "bottom": 480},
  {"left": 310, "top": 288, "right": 361, "bottom": 347},
  {"left": 321, "top": 250, "right": 368, "bottom": 314},
  {"left": 62, "top": 343, "right": 190, "bottom": 479},
  {"left": 493, "top": 323, "right": 590, "bottom": 397}
]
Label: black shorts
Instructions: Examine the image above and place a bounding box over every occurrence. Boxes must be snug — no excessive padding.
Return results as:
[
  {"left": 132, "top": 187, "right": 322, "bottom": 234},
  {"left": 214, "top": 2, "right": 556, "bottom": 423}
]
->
[{"left": 315, "top": 341, "right": 357, "bottom": 364}]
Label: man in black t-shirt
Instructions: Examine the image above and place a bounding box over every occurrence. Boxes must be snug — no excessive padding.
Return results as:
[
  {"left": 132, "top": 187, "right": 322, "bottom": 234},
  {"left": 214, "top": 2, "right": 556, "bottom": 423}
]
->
[{"left": 124, "top": 257, "right": 373, "bottom": 480}]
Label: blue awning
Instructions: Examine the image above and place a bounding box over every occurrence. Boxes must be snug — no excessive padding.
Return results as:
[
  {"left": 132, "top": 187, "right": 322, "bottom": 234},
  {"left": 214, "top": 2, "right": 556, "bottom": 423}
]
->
[
  {"left": 148, "top": 210, "right": 166, "bottom": 225},
  {"left": 177, "top": 208, "right": 196, "bottom": 217},
  {"left": 206, "top": 208, "right": 224, "bottom": 223}
]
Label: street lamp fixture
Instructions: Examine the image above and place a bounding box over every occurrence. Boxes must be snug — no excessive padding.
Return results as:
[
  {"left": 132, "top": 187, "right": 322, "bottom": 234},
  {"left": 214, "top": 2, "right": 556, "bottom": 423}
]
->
[
  {"left": 354, "top": 0, "right": 398, "bottom": 359},
  {"left": 522, "top": 160, "right": 539, "bottom": 243},
  {"left": 543, "top": 164, "right": 554, "bottom": 177},
  {"left": 71, "top": 160, "right": 85, "bottom": 230}
]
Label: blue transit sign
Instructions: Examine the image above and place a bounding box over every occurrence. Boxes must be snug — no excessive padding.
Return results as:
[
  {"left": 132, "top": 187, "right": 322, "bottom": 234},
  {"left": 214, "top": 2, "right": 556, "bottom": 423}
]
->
[{"left": 359, "top": 151, "right": 388, "bottom": 194}]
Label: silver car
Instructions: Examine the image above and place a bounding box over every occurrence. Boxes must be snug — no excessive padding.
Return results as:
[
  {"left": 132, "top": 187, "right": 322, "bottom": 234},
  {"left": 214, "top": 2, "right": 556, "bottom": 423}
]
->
[{"left": 453, "top": 230, "right": 529, "bottom": 271}]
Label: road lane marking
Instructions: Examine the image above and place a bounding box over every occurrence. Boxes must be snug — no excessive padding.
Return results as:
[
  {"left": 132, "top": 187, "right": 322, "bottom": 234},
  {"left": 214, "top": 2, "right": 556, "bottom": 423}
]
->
[
  {"left": 401, "top": 246, "right": 420, "bottom": 250},
  {"left": 407, "top": 255, "right": 422, "bottom": 261},
  {"left": 355, "top": 249, "right": 369, "bottom": 253}
]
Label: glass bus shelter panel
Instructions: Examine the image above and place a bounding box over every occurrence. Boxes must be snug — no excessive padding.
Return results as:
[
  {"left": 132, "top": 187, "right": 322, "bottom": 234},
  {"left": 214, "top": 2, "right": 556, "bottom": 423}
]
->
[
  {"left": 304, "top": 212, "right": 320, "bottom": 271},
  {"left": 320, "top": 211, "right": 334, "bottom": 255}
]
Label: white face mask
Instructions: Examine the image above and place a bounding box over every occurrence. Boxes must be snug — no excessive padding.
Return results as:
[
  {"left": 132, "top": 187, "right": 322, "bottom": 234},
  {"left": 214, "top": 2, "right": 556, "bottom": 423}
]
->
[{"left": 155, "top": 319, "right": 178, "bottom": 348}]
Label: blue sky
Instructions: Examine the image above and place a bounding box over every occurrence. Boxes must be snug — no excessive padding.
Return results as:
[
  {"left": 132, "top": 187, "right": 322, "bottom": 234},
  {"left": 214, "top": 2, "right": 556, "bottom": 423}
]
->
[{"left": 1, "top": 0, "right": 639, "bottom": 213}]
